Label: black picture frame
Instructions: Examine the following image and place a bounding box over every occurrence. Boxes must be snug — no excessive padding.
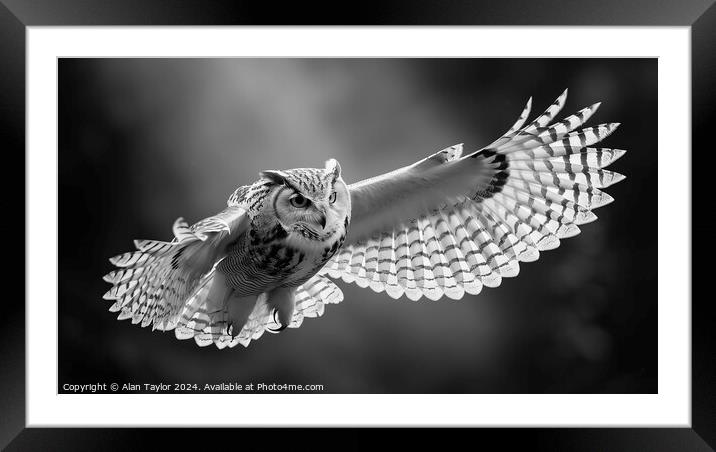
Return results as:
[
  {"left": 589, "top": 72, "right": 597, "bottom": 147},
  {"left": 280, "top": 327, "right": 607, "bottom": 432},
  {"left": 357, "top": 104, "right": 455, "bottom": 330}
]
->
[{"left": 3, "top": 1, "right": 711, "bottom": 449}]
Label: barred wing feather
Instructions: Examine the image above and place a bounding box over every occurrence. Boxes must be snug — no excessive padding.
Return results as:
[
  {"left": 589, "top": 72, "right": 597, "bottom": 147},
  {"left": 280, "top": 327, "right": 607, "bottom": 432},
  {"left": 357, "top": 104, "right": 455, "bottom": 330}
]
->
[
  {"left": 323, "top": 90, "right": 626, "bottom": 301},
  {"left": 102, "top": 206, "right": 249, "bottom": 330}
]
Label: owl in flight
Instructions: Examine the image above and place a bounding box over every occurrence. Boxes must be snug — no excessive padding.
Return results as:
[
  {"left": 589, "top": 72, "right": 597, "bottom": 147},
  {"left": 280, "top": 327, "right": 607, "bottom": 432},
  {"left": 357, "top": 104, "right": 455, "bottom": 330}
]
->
[{"left": 103, "top": 90, "right": 626, "bottom": 349}]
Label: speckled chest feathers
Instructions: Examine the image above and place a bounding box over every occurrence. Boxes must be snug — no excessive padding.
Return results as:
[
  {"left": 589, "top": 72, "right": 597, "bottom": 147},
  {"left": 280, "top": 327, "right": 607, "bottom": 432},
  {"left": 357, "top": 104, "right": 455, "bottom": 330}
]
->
[{"left": 219, "top": 159, "right": 351, "bottom": 296}]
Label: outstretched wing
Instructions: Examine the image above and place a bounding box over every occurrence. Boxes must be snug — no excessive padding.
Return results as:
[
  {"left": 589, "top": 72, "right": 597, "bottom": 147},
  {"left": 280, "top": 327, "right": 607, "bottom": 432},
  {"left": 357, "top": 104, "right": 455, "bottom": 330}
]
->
[
  {"left": 102, "top": 206, "right": 249, "bottom": 330},
  {"left": 321, "top": 90, "right": 626, "bottom": 301}
]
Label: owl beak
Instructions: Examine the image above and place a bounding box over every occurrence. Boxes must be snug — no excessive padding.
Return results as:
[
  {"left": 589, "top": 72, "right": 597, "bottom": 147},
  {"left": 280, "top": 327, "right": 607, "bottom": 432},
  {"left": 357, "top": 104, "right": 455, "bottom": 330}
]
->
[
  {"left": 316, "top": 205, "right": 328, "bottom": 230},
  {"left": 318, "top": 212, "right": 327, "bottom": 230}
]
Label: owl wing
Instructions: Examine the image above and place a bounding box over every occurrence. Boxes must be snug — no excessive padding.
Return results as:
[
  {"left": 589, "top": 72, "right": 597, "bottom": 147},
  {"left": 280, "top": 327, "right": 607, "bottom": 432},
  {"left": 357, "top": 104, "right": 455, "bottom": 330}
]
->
[
  {"left": 321, "top": 90, "right": 626, "bottom": 300},
  {"left": 102, "top": 206, "right": 249, "bottom": 330}
]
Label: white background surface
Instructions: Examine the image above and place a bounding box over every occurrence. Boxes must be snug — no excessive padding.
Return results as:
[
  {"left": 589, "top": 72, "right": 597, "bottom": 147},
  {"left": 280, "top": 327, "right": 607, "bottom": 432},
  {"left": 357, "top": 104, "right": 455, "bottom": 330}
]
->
[{"left": 27, "top": 27, "right": 690, "bottom": 426}]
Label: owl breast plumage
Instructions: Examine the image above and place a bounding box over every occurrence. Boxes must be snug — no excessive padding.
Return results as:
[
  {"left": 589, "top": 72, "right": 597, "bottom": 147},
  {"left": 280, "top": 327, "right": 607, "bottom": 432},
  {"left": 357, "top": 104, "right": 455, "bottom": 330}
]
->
[
  {"left": 103, "top": 89, "right": 627, "bottom": 349},
  {"left": 218, "top": 208, "right": 346, "bottom": 296}
]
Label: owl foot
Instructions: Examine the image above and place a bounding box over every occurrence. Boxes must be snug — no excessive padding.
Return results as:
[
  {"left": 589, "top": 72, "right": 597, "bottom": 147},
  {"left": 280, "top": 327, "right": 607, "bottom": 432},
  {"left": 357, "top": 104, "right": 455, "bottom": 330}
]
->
[
  {"left": 267, "top": 308, "right": 288, "bottom": 333},
  {"left": 226, "top": 322, "right": 239, "bottom": 339}
]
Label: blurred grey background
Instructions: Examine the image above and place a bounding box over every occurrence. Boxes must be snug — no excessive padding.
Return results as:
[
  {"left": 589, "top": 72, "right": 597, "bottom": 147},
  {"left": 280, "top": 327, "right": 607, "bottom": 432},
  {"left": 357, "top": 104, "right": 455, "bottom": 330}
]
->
[{"left": 59, "top": 58, "right": 656, "bottom": 393}]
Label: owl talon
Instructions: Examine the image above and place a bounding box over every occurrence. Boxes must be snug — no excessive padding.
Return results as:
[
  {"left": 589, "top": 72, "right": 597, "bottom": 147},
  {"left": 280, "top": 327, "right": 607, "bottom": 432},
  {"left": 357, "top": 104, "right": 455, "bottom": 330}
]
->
[
  {"left": 227, "top": 321, "right": 238, "bottom": 339},
  {"left": 268, "top": 323, "right": 287, "bottom": 333},
  {"left": 267, "top": 308, "right": 288, "bottom": 333}
]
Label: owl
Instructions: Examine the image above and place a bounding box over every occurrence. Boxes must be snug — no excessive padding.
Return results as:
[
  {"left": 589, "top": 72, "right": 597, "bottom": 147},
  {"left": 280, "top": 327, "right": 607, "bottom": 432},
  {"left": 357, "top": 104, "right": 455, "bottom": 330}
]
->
[{"left": 103, "top": 90, "right": 626, "bottom": 349}]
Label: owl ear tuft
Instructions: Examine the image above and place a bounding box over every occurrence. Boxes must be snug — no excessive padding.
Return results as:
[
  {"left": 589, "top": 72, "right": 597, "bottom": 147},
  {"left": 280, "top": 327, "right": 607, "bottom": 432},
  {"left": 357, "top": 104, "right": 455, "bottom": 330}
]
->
[
  {"left": 260, "top": 170, "right": 289, "bottom": 185},
  {"left": 325, "top": 159, "right": 341, "bottom": 182}
]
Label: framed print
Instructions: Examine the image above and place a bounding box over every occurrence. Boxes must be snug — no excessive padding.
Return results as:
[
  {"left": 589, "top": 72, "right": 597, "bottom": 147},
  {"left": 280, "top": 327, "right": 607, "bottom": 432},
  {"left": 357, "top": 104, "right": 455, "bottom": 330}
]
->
[{"left": 4, "top": 0, "right": 711, "bottom": 449}]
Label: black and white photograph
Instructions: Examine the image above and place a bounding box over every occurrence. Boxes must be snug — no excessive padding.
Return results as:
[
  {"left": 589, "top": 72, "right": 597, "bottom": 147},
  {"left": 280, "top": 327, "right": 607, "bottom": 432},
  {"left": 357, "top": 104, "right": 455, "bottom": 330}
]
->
[
  {"left": 58, "top": 57, "right": 657, "bottom": 395},
  {"left": 4, "top": 1, "right": 709, "bottom": 447}
]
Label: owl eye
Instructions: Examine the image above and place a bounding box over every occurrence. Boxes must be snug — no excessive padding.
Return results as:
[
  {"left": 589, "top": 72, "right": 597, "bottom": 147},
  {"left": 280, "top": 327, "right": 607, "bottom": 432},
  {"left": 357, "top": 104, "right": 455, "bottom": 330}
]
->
[
  {"left": 329, "top": 192, "right": 337, "bottom": 203},
  {"left": 289, "top": 193, "right": 310, "bottom": 208}
]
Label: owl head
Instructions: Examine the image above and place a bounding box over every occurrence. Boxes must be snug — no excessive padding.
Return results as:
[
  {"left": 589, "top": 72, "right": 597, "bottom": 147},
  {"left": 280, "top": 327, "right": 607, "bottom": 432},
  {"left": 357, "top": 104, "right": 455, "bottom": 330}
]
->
[{"left": 259, "top": 159, "right": 351, "bottom": 240}]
